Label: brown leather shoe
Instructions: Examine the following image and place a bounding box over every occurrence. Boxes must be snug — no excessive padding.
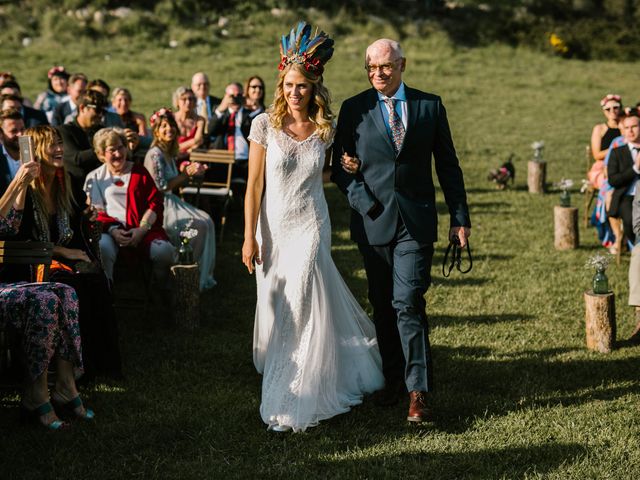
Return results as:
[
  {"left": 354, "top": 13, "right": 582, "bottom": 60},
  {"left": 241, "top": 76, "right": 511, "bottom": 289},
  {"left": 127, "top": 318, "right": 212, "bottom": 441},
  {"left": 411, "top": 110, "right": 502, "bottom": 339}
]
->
[
  {"left": 407, "top": 391, "right": 433, "bottom": 423},
  {"left": 371, "top": 380, "right": 406, "bottom": 407}
]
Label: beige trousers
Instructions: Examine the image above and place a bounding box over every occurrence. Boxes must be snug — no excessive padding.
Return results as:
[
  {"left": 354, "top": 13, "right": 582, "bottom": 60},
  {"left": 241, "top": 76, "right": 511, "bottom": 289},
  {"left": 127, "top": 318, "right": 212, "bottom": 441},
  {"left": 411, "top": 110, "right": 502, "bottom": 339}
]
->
[{"left": 629, "top": 245, "right": 640, "bottom": 306}]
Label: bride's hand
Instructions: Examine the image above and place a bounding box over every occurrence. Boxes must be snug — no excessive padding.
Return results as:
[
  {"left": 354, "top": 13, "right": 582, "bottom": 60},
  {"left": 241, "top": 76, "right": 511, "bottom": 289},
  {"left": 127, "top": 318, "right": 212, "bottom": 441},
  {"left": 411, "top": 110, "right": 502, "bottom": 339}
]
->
[{"left": 242, "top": 237, "right": 262, "bottom": 274}]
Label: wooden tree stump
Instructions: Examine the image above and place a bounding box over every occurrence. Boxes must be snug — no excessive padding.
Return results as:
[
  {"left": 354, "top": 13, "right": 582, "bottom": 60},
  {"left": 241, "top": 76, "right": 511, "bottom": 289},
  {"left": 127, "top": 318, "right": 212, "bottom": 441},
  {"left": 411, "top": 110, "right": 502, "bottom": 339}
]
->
[
  {"left": 170, "top": 264, "right": 200, "bottom": 330},
  {"left": 554, "top": 206, "right": 579, "bottom": 250},
  {"left": 584, "top": 291, "right": 616, "bottom": 353},
  {"left": 528, "top": 161, "right": 546, "bottom": 193}
]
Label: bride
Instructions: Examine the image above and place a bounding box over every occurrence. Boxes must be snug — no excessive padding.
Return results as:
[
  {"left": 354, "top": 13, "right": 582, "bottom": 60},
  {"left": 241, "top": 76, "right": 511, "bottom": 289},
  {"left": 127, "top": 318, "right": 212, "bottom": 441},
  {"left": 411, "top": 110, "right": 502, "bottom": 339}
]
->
[{"left": 242, "top": 22, "right": 384, "bottom": 432}]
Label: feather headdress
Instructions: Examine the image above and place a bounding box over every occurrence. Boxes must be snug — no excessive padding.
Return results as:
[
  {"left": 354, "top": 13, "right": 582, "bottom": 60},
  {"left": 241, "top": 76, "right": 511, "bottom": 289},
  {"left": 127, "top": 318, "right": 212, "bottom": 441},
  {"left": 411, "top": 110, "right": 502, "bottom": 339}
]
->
[{"left": 278, "top": 21, "right": 334, "bottom": 76}]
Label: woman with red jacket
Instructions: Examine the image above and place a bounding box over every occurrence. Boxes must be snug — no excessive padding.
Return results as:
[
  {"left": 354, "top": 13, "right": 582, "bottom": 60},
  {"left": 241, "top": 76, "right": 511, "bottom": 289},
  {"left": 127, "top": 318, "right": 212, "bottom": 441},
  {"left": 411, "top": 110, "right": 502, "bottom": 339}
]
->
[{"left": 84, "top": 127, "right": 174, "bottom": 286}]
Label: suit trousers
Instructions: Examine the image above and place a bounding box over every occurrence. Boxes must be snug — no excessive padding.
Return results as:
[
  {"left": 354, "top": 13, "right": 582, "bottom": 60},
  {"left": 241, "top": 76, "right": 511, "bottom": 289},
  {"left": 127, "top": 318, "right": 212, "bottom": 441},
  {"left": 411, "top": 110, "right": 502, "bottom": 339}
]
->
[
  {"left": 629, "top": 245, "right": 640, "bottom": 306},
  {"left": 612, "top": 195, "right": 635, "bottom": 245},
  {"left": 358, "top": 219, "right": 434, "bottom": 392}
]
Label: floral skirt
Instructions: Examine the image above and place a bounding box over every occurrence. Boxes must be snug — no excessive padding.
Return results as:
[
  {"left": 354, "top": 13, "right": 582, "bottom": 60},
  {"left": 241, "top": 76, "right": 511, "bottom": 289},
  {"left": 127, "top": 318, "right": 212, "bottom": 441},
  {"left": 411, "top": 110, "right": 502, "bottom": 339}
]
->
[{"left": 0, "top": 282, "right": 83, "bottom": 381}]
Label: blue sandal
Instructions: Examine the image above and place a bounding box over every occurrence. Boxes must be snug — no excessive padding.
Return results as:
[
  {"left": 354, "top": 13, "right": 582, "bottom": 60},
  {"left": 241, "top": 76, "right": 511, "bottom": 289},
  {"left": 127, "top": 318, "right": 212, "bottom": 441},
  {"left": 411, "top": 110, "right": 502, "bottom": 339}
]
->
[
  {"left": 52, "top": 394, "right": 95, "bottom": 421},
  {"left": 20, "top": 402, "right": 69, "bottom": 431}
]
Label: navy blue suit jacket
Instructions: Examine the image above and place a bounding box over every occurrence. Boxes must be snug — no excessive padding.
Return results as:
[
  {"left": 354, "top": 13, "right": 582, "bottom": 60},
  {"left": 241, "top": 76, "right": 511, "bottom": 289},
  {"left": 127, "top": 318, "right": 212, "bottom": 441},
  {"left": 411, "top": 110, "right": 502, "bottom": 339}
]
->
[
  {"left": 332, "top": 86, "right": 470, "bottom": 245},
  {"left": 607, "top": 145, "right": 638, "bottom": 217}
]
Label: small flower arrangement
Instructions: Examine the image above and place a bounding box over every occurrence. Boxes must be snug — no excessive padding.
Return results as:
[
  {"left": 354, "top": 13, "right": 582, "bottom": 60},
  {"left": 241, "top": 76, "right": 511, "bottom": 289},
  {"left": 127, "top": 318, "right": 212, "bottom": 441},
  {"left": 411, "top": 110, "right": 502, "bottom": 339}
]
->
[
  {"left": 179, "top": 227, "right": 198, "bottom": 243},
  {"left": 585, "top": 253, "right": 611, "bottom": 272},
  {"left": 585, "top": 253, "right": 611, "bottom": 294},
  {"left": 580, "top": 179, "right": 590, "bottom": 194},
  {"left": 177, "top": 221, "right": 198, "bottom": 264},
  {"left": 554, "top": 178, "right": 573, "bottom": 207},
  {"left": 531, "top": 141, "right": 545, "bottom": 163}
]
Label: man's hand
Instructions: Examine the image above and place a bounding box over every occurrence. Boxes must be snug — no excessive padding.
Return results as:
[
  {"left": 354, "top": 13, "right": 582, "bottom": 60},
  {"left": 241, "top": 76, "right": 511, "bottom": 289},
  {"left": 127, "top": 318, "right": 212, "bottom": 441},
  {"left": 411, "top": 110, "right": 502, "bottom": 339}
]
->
[
  {"left": 449, "top": 226, "right": 471, "bottom": 248},
  {"left": 124, "top": 128, "right": 139, "bottom": 151}
]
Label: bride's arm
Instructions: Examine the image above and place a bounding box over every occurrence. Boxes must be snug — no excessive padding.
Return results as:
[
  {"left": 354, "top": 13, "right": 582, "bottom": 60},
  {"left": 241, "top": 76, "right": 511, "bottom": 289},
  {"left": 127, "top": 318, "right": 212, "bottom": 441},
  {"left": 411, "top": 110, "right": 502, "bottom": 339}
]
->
[{"left": 242, "top": 141, "right": 266, "bottom": 274}]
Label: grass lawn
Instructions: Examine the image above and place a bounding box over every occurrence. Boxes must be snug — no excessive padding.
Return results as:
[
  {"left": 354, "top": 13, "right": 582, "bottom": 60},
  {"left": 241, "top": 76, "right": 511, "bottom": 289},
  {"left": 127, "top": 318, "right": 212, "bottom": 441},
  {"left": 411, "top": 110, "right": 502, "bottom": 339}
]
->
[{"left": 1, "top": 13, "right": 639, "bottom": 479}]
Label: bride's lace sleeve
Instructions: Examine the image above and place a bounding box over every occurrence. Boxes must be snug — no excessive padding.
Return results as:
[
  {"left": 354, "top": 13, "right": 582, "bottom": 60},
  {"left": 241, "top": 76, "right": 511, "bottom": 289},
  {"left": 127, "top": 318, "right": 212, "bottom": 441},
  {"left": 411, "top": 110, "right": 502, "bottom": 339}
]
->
[{"left": 248, "top": 112, "right": 269, "bottom": 147}]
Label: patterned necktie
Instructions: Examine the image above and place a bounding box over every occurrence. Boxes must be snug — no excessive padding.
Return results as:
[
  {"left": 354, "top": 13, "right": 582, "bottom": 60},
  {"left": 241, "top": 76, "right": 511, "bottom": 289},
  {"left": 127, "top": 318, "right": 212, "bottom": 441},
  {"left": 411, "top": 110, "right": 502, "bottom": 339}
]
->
[
  {"left": 384, "top": 97, "right": 405, "bottom": 153},
  {"left": 227, "top": 111, "right": 236, "bottom": 152}
]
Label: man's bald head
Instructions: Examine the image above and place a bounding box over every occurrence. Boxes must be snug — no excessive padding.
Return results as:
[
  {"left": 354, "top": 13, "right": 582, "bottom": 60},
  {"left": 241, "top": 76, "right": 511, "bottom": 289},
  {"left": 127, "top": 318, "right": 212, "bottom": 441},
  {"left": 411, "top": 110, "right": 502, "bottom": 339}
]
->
[
  {"left": 191, "top": 72, "right": 210, "bottom": 100},
  {"left": 365, "top": 39, "right": 406, "bottom": 97},
  {"left": 365, "top": 39, "right": 404, "bottom": 64}
]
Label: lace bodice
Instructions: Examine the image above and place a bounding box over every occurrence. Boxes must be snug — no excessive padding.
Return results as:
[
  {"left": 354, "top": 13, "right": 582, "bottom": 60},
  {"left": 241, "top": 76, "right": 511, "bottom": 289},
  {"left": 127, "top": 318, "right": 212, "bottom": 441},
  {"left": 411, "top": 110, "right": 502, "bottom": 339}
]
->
[{"left": 248, "top": 113, "right": 333, "bottom": 238}]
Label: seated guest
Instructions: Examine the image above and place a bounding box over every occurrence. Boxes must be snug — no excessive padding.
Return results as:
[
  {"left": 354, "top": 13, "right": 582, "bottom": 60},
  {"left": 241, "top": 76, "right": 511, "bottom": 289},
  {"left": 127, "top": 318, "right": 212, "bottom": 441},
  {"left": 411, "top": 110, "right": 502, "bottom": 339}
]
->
[
  {"left": 0, "top": 71, "right": 16, "bottom": 87},
  {"left": 0, "top": 161, "right": 93, "bottom": 429},
  {"left": 607, "top": 110, "right": 640, "bottom": 246},
  {"left": 591, "top": 94, "right": 622, "bottom": 164},
  {"left": 7, "top": 125, "right": 122, "bottom": 379},
  {"left": 111, "top": 87, "right": 148, "bottom": 137},
  {"left": 56, "top": 90, "right": 138, "bottom": 201},
  {"left": 34, "top": 66, "right": 70, "bottom": 123},
  {"left": 173, "top": 86, "right": 206, "bottom": 156},
  {"left": 51, "top": 73, "right": 88, "bottom": 126},
  {"left": 1, "top": 93, "right": 23, "bottom": 111},
  {"left": 209, "top": 82, "right": 253, "bottom": 188},
  {"left": 144, "top": 108, "right": 216, "bottom": 290},
  {"left": 87, "top": 79, "right": 124, "bottom": 128},
  {"left": 0, "top": 81, "right": 48, "bottom": 127},
  {"left": 191, "top": 72, "right": 221, "bottom": 138},
  {"left": 243, "top": 75, "right": 266, "bottom": 117},
  {"left": 57, "top": 90, "right": 113, "bottom": 198},
  {"left": 0, "top": 109, "right": 25, "bottom": 192},
  {"left": 84, "top": 127, "right": 174, "bottom": 288}
]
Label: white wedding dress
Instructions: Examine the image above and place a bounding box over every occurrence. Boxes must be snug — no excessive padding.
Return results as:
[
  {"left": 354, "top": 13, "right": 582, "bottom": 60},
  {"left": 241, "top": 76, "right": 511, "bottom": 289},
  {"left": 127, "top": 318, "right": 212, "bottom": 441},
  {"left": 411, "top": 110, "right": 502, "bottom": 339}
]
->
[{"left": 249, "top": 113, "right": 384, "bottom": 432}]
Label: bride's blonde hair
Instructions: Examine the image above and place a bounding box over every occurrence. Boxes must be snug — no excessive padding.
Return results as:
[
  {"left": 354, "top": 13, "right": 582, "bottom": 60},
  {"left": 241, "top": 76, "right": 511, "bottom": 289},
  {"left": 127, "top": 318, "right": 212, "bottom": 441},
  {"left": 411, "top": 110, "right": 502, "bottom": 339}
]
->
[{"left": 269, "top": 63, "right": 333, "bottom": 142}]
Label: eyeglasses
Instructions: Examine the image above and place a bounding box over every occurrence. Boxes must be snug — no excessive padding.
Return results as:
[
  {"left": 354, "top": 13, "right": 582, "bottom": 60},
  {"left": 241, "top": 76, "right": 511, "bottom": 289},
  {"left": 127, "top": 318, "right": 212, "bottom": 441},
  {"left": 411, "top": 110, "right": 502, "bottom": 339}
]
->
[
  {"left": 365, "top": 59, "right": 402, "bottom": 74},
  {"left": 604, "top": 106, "right": 620, "bottom": 112},
  {"left": 105, "top": 144, "right": 126, "bottom": 155},
  {"left": 249, "top": 84, "right": 264, "bottom": 90}
]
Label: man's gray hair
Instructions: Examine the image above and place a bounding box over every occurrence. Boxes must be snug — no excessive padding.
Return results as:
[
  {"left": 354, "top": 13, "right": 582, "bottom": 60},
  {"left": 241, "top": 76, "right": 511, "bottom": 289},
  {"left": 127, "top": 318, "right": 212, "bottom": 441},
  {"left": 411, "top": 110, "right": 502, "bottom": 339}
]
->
[{"left": 365, "top": 39, "right": 404, "bottom": 61}]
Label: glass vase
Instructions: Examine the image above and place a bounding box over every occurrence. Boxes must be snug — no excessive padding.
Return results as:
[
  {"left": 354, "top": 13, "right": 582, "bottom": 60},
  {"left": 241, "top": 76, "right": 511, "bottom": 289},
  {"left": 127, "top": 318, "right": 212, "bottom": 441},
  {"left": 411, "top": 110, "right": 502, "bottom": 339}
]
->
[
  {"left": 178, "top": 240, "right": 194, "bottom": 265},
  {"left": 560, "top": 190, "right": 571, "bottom": 207},
  {"left": 592, "top": 268, "right": 609, "bottom": 294}
]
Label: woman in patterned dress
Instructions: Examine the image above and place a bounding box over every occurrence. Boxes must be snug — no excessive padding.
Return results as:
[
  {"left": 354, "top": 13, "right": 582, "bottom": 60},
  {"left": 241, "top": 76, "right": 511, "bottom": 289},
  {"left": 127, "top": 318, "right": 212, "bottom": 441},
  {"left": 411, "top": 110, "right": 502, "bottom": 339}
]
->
[{"left": 1, "top": 162, "right": 92, "bottom": 430}]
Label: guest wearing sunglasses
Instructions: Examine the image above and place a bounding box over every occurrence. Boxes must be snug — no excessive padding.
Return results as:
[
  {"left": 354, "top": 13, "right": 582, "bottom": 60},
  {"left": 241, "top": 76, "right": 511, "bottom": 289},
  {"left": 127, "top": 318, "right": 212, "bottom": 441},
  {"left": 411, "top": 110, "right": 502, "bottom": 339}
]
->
[
  {"left": 591, "top": 94, "right": 622, "bottom": 164},
  {"left": 243, "top": 76, "right": 266, "bottom": 117},
  {"left": 173, "top": 86, "right": 206, "bottom": 156}
]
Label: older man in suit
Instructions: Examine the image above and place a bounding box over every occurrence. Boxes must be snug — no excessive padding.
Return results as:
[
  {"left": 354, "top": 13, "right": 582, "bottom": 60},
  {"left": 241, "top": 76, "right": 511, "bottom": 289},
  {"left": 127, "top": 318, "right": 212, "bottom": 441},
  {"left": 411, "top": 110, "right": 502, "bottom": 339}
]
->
[
  {"left": 332, "top": 38, "right": 471, "bottom": 423},
  {"left": 607, "top": 112, "right": 640, "bottom": 245}
]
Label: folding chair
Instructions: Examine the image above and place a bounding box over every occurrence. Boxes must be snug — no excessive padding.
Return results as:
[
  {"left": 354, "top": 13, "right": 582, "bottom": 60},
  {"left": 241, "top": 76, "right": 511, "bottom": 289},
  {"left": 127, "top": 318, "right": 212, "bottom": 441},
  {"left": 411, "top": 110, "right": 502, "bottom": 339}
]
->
[{"left": 181, "top": 149, "right": 235, "bottom": 242}]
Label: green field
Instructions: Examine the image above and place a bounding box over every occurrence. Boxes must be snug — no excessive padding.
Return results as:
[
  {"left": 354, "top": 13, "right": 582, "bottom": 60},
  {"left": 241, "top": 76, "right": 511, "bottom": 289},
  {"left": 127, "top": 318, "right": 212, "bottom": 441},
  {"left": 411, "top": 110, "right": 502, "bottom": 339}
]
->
[{"left": 1, "top": 13, "right": 639, "bottom": 479}]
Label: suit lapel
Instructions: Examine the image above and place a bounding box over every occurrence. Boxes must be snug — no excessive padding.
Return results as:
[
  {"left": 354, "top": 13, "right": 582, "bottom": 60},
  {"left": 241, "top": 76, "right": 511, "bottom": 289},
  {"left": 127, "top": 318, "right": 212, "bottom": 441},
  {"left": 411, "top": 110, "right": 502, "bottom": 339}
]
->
[
  {"left": 404, "top": 87, "right": 419, "bottom": 143},
  {"left": 366, "top": 89, "right": 395, "bottom": 153}
]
